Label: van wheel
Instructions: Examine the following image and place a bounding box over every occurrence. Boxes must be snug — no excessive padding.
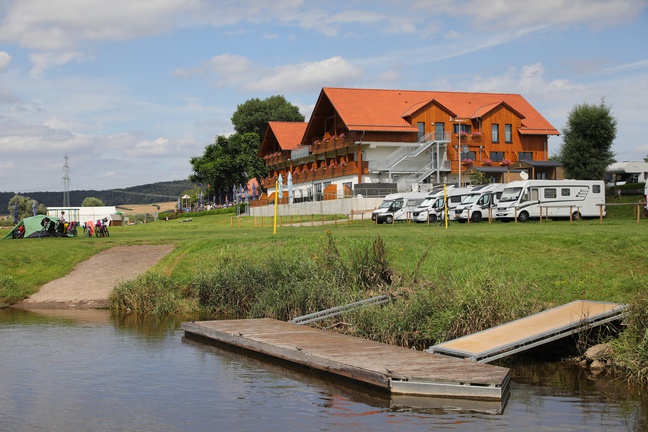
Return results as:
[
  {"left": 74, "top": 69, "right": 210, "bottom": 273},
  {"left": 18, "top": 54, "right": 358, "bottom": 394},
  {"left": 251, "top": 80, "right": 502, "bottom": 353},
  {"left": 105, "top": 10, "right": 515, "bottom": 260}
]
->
[
  {"left": 429, "top": 214, "right": 437, "bottom": 223},
  {"left": 517, "top": 211, "right": 529, "bottom": 222},
  {"left": 471, "top": 212, "right": 482, "bottom": 223},
  {"left": 572, "top": 211, "right": 581, "bottom": 220},
  {"left": 385, "top": 215, "right": 394, "bottom": 224}
]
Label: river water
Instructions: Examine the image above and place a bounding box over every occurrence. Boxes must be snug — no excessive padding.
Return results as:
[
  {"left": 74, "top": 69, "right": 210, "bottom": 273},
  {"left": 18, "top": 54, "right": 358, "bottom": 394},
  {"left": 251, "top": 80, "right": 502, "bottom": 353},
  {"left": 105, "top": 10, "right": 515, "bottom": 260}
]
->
[{"left": 1, "top": 308, "right": 646, "bottom": 431}]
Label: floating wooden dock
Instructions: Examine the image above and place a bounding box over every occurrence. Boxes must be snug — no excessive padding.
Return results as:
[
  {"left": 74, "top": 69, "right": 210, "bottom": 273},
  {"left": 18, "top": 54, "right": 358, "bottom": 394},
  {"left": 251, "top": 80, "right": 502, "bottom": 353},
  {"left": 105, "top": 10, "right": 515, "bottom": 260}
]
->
[
  {"left": 182, "top": 318, "right": 510, "bottom": 401},
  {"left": 428, "top": 300, "right": 627, "bottom": 363}
]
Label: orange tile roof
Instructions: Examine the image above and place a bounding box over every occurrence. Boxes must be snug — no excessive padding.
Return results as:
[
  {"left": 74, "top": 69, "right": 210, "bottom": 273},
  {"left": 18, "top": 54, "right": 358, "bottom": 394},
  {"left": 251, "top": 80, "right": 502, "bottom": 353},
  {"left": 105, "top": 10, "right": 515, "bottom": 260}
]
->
[
  {"left": 322, "top": 87, "right": 558, "bottom": 135},
  {"left": 267, "top": 121, "right": 308, "bottom": 150}
]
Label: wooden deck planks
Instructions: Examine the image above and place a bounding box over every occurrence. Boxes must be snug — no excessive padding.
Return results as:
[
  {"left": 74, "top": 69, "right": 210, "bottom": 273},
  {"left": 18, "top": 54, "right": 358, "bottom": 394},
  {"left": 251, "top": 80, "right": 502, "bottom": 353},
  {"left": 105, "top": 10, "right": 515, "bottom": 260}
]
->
[
  {"left": 182, "top": 318, "right": 509, "bottom": 400},
  {"left": 430, "top": 300, "right": 626, "bottom": 362}
]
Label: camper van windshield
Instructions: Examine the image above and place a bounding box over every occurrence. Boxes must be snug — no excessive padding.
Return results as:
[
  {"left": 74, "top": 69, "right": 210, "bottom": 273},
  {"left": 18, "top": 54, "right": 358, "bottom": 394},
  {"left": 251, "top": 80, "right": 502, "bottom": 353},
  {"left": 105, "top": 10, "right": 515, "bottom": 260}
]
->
[
  {"left": 419, "top": 198, "right": 435, "bottom": 207},
  {"left": 499, "top": 187, "right": 523, "bottom": 202},
  {"left": 379, "top": 200, "right": 394, "bottom": 209},
  {"left": 460, "top": 194, "right": 480, "bottom": 204}
]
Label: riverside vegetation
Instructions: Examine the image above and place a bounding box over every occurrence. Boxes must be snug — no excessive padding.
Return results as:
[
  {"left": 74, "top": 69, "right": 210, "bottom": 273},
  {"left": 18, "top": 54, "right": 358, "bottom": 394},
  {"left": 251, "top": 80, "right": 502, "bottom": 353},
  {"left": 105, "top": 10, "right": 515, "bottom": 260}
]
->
[{"left": 1, "top": 205, "right": 647, "bottom": 383}]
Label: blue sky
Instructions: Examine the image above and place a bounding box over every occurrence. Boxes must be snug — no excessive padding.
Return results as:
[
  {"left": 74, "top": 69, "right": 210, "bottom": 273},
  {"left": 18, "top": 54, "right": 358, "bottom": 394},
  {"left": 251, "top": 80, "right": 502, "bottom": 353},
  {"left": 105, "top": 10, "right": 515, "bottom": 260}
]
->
[{"left": 0, "top": 0, "right": 646, "bottom": 193}]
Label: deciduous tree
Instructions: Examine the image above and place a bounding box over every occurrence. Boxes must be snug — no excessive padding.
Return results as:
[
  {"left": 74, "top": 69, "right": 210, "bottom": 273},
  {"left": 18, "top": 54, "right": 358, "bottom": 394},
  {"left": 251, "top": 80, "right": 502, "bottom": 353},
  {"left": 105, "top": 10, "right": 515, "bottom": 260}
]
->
[
  {"left": 190, "top": 95, "right": 303, "bottom": 198},
  {"left": 559, "top": 99, "right": 617, "bottom": 180}
]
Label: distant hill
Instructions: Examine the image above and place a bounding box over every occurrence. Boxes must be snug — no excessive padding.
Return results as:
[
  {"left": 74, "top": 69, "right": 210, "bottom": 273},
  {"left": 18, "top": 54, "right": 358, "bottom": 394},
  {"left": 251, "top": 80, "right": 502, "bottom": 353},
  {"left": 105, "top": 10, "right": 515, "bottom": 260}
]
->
[{"left": 1, "top": 180, "right": 200, "bottom": 211}]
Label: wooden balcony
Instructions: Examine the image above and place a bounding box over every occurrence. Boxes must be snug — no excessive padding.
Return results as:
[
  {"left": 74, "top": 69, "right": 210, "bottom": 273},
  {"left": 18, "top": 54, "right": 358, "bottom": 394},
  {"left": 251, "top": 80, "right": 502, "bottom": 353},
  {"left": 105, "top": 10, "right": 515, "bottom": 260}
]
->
[
  {"left": 310, "top": 133, "right": 356, "bottom": 155},
  {"left": 260, "top": 160, "right": 368, "bottom": 189}
]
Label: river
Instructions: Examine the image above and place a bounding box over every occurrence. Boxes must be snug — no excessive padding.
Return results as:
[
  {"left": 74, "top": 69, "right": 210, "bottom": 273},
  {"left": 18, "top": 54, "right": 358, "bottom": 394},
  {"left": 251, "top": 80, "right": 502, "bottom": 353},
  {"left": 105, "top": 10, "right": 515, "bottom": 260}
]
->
[{"left": 1, "top": 308, "right": 646, "bottom": 431}]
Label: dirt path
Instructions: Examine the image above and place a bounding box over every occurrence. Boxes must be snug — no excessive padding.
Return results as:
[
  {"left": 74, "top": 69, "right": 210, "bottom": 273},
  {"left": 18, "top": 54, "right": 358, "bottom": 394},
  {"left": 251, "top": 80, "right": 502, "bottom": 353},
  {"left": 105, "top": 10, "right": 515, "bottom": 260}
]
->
[{"left": 16, "top": 245, "right": 174, "bottom": 309}]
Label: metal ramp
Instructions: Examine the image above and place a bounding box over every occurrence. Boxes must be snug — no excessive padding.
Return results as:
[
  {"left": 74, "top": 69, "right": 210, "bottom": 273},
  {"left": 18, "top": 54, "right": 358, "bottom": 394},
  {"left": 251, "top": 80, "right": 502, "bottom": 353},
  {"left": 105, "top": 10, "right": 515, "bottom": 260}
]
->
[{"left": 427, "top": 300, "right": 627, "bottom": 363}]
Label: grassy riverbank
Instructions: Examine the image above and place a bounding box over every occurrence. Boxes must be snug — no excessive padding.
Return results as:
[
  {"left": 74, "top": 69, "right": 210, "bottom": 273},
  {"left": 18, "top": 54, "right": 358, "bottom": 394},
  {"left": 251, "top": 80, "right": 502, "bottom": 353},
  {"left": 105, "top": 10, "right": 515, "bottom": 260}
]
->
[{"left": 2, "top": 212, "right": 648, "bottom": 380}]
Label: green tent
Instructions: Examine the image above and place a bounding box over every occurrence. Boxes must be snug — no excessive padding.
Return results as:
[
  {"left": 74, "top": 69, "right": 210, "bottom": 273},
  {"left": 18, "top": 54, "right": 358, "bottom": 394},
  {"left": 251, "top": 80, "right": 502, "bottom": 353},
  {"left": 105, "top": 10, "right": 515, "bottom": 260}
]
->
[{"left": 3, "top": 215, "right": 60, "bottom": 239}]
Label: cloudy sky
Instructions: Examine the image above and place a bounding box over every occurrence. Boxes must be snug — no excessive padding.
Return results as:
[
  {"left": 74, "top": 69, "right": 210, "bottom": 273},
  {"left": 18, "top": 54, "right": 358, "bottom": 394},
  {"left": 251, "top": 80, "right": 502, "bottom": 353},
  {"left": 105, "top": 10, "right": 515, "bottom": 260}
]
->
[{"left": 0, "top": 0, "right": 646, "bottom": 193}]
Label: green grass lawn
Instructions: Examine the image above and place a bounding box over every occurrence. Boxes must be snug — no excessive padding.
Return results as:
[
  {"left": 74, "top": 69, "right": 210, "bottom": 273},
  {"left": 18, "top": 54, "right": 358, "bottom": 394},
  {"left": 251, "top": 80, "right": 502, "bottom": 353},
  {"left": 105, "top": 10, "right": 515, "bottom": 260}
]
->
[{"left": 2, "top": 212, "right": 647, "bottom": 308}]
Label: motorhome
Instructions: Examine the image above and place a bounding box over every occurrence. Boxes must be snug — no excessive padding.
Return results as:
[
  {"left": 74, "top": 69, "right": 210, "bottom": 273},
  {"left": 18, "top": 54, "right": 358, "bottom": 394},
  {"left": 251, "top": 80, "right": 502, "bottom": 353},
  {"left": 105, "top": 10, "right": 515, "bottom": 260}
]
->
[
  {"left": 606, "top": 161, "right": 648, "bottom": 186},
  {"left": 413, "top": 187, "right": 476, "bottom": 223},
  {"left": 371, "top": 192, "right": 428, "bottom": 224},
  {"left": 453, "top": 183, "right": 506, "bottom": 223},
  {"left": 412, "top": 187, "right": 453, "bottom": 223},
  {"left": 495, "top": 180, "right": 606, "bottom": 222}
]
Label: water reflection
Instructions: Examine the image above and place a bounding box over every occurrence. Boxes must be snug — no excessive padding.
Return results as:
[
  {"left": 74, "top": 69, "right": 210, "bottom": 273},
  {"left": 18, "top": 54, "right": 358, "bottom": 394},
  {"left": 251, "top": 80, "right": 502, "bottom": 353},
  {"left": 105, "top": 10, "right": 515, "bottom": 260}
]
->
[{"left": 1, "top": 308, "right": 647, "bottom": 431}]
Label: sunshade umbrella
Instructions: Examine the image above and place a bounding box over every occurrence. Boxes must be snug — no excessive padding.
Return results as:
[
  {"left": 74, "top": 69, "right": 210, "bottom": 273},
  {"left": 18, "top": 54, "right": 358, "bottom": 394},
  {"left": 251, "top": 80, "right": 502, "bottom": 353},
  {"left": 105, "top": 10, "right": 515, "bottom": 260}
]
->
[
  {"left": 32, "top": 200, "right": 37, "bottom": 216},
  {"left": 278, "top": 174, "right": 283, "bottom": 201},
  {"left": 287, "top": 172, "right": 293, "bottom": 202}
]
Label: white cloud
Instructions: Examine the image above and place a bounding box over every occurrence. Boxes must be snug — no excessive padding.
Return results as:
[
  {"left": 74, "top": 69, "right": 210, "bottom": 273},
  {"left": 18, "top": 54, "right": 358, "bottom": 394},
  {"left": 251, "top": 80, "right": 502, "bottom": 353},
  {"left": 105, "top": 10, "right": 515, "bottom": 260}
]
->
[
  {"left": 0, "top": 52, "right": 11, "bottom": 71},
  {"left": 124, "top": 137, "right": 171, "bottom": 157},
  {"left": 247, "top": 56, "right": 362, "bottom": 93},
  {"left": 0, "top": 0, "right": 196, "bottom": 50},
  {"left": 29, "top": 51, "right": 86, "bottom": 79},
  {"left": 412, "top": 0, "right": 645, "bottom": 30},
  {"left": 173, "top": 54, "right": 253, "bottom": 87}
]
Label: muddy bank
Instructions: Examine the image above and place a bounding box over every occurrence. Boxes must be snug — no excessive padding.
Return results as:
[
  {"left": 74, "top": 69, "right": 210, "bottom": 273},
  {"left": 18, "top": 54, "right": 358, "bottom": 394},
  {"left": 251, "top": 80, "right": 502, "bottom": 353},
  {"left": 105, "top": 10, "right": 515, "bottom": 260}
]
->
[{"left": 15, "top": 245, "right": 173, "bottom": 309}]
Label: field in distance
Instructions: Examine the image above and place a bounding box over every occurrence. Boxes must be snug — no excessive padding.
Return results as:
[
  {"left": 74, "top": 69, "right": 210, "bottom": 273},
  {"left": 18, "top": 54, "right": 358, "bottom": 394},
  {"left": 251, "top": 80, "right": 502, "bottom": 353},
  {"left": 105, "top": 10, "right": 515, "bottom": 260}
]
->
[{"left": 117, "top": 201, "right": 177, "bottom": 215}]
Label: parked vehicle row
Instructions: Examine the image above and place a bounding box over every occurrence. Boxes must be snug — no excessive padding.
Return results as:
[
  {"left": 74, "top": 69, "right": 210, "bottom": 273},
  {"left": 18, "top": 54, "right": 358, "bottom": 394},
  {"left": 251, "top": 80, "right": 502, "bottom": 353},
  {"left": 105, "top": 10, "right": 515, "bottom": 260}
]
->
[{"left": 371, "top": 180, "right": 607, "bottom": 224}]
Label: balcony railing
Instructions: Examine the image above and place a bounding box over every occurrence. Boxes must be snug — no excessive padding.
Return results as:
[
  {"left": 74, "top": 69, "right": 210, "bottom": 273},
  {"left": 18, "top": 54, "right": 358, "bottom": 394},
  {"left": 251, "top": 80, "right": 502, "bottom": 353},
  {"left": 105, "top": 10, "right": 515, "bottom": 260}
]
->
[{"left": 260, "top": 161, "right": 368, "bottom": 189}]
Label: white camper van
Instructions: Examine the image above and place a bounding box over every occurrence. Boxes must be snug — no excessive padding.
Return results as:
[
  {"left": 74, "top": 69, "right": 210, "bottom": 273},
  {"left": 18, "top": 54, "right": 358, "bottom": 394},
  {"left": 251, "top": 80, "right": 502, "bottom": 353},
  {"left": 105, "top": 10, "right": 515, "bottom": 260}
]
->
[
  {"left": 495, "top": 180, "right": 606, "bottom": 222},
  {"left": 371, "top": 192, "right": 428, "bottom": 224},
  {"left": 454, "top": 183, "right": 506, "bottom": 223},
  {"left": 412, "top": 187, "right": 453, "bottom": 223},
  {"left": 415, "top": 187, "right": 475, "bottom": 223}
]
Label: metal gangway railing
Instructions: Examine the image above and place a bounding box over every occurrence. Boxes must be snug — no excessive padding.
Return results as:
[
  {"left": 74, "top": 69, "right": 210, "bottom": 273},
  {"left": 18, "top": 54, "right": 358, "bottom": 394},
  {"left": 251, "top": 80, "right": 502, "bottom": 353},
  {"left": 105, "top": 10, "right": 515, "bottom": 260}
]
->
[{"left": 290, "top": 295, "right": 390, "bottom": 325}]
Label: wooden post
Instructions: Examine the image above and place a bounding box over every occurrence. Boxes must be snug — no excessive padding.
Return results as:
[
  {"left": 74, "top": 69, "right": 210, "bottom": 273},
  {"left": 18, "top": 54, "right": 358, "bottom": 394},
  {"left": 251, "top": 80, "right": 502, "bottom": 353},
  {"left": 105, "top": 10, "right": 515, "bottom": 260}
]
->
[
  {"left": 238, "top": 216, "right": 241, "bottom": 228},
  {"left": 488, "top": 207, "right": 492, "bottom": 224},
  {"left": 467, "top": 209, "right": 470, "bottom": 225},
  {"left": 311, "top": 214, "right": 314, "bottom": 226},
  {"left": 569, "top": 206, "right": 573, "bottom": 223},
  {"left": 514, "top": 207, "right": 517, "bottom": 223},
  {"left": 539, "top": 207, "right": 542, "bottom": 224},
  {"left": 254, "top": 217, "right": 257, "bottom": 228},
  {"left": 637, "top": 204, "right": 641, "bottom": 224},
  {"left": 230, "top": 217, "right": 233, "bottom": 228},
  {"left": 599, "top": 204, "right": 603, "bottom": 225}
]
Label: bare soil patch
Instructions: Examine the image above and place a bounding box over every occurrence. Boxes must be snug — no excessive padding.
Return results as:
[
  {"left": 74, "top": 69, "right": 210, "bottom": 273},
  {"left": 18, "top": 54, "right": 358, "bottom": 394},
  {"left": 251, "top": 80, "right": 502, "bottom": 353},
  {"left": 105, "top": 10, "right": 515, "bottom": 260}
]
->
[
  {"left": 15, "top": 245, "right": 174, "bottom": 309},
  {"left": 117, "top": 201, "right": 177, "bottom": 216}
]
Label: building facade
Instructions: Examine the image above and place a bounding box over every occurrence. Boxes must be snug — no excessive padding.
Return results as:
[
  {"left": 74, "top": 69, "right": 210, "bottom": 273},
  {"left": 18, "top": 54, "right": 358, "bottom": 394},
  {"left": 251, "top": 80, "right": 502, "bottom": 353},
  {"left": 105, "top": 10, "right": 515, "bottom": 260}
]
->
[{"left": 257, "top": 87, "right": 559, "bottom": 204}]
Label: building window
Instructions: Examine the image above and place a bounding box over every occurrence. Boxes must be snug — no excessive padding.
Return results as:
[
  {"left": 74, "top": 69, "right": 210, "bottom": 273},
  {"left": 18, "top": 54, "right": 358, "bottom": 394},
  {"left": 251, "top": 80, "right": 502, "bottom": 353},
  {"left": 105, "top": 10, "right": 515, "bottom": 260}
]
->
[
  {"left": 453, "top": 123, "right": 472, "bottom": 134},
  {"left": 519, "top": 152, "right": 533, "bottom": 161},
  {"left": 417, "top": 122, "right": 425, "bottom": 140},
  {"left": 461, "top": 151, "right": 476, "bottom": 161},
  {"left": 505, "top": 124, "right": 512, "bottom": 143},
  {"left": 490, "top": 151, "right": 505, "bottom": 162},
  {"left": 491, "top": 124, "right": 499, "bottom": 143}
]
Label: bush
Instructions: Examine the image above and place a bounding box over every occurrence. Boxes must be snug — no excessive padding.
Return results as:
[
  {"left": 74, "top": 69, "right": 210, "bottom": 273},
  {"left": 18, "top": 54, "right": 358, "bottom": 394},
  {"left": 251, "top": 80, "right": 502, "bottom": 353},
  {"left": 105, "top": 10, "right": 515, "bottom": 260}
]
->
[
  {"left": 110, "top": 273, "right": 199, "bottom": 316},
  {"left": 0, "top": 275, "right": 21, "bottom": 306},
  {"left": 612, "top": 293, "right": 648, "bottom": 383}
]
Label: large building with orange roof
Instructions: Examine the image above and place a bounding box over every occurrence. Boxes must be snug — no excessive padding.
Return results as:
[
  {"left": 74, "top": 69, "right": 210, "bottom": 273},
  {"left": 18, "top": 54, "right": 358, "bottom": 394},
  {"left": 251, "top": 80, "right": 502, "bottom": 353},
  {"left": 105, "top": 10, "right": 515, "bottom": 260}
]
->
[{"left": 258, "top": 87, "right": 560, "bottom": 203}]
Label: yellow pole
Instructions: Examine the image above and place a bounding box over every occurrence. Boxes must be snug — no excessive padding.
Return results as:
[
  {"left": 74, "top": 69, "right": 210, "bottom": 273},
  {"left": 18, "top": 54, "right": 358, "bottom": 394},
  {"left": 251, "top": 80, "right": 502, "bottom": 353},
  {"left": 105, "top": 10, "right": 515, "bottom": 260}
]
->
[
  {"left": 273, "top": 181, "right": 278, "bottom": 234},
  {"left": 444, "top": 184, "right": 449, "bottom": 229}
]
